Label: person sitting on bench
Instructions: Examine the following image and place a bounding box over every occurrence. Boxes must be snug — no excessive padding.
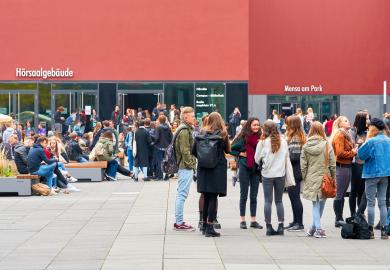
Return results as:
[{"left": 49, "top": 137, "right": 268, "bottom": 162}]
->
[
  {"left": 66, "top": 132, "right": 89, "bottom": 163},
  {"left": 14, "top": 137, "right": 34, "bottom": 174}
]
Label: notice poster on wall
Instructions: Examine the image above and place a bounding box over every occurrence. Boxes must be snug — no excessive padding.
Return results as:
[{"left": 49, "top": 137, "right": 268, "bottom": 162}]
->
[
  {"left": 195, "top": 84, "right": 225, "bottom": 125},
  {"left": 85, "top": 106, "right": 91, "bottom": 116}
]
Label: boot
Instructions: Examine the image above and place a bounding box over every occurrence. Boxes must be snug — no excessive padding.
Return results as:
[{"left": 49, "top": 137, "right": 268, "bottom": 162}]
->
[
  {"left": 276, "top": 223, "right": 284, "bottom": 236},
  {"left": 213, "top": 219, "right": 221, "bottom": 229},
  {"left": 374, "top": 221, "right": 381, "bottom": 230},
  {"left": 368, "top": 225, "right": 375, "bottom": 239},
  {"left": 266, "top": 224, "right": 276, "bottom": 236},
  {"left": 198, "top": 212, "right": 203, "bottom": 229},
  {"left": 334, "top": 200, "right": 344, "bottom": 227},
  {"left": 381, "top": 226, "right": 388, "bottom": 240},
  {"left": 201, "top": 223, "right": 207, "bottom": 235},
  {"left": 205, "top": 224, "right": 220, "bottom": 237}
]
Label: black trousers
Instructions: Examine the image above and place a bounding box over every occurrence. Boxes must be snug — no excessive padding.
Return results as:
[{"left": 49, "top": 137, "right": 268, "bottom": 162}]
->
[
  {"left": 239, "top": 167, "right": 260, "bottom": 217},
  {"left": 203, "top": 193, "right": 218, "bottom": 223},
  {"left": 287, "top": 180, "right": 303, "bottom": 225},
  {"left": 349, "top": 163, "right": 365, "bottom": 216}
]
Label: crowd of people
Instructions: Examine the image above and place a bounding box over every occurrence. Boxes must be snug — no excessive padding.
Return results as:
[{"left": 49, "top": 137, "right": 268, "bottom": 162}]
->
[{"left": 1, "top": 102, "right": 390, "bottom": 240}]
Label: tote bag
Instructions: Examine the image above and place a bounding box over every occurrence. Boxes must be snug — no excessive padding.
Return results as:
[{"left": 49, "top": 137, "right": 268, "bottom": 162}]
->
[{"left": 285, "top": 155, "right": 296, "bottom": 187}]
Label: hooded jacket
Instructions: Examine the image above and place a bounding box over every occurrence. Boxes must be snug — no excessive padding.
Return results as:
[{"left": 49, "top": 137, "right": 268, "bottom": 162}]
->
[
  {"left": 27, "top": 144, "right": 57, "bottom": 173},
  {"left": 14, "top": 144, "right": 30, "bottom": 174},
  {"left": 300, "top": 136, "right": 336, "bottom": 201},
  {"left": 94, "top": 137, "right": 115, "bottom": 162},
  {"left": 154, "top": 123, "right": 173, "bottom": 149}
]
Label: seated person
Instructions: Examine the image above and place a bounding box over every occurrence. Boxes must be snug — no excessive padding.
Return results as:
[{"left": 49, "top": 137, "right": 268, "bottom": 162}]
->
[
  {"left": 90, "top": 130, "right": 132, "bottom": 181},
  {"left": 1, "top": 134, "right": 20, "bottom": 160},
  {"left": 65, "top": 132, "right": 89, "bottom": 162},
  {"left": 48, "top": 137, "right": 78, "bottom": 183},
  {"left": 14, "top": 137, "right": 34, "bottom": 174}
]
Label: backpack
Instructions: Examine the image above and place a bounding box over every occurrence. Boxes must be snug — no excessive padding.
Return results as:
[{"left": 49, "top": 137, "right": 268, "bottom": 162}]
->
[
  {"left": 31, "top": 183, "right": 50, "bottom": 196},
  {"left": 162, "top": 126, "right": 188, "bottom": 175},
  {"left": 194, "top": 133, "right": 221, "bottom": 169},
  {"left": 65, "top": 142, "right": 73, "bottom": 160},
  {"left": 341, "top": 213, "right": 371, "bottom": 240}
]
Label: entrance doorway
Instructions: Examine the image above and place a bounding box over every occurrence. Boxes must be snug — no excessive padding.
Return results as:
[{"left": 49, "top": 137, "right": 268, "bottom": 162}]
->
[
  {"left": 0, "top": 90, "right": 39, "bottom": 128},
  {"left": 117, "top": 90, "right": 164, "bottom": 118}
]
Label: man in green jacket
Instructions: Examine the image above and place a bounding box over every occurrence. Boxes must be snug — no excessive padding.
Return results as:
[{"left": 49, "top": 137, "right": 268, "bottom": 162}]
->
[{"left": 174, "top": 107, "right": 197, "bottom": 231}]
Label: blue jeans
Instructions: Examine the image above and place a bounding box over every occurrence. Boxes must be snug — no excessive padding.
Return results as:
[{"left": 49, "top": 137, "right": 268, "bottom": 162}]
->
[
  {"left": 134, "top": 166, "right": 148, "bottom": 179},
  {"left": 106, "top": 159, "right": 119, "bottom": 180},
  {"left": 312, "top": 198, "right": 326, "bottom": 229},
  {"left": 33, "top": 163, "right": 57, "bottom": 188},
  {"left": 57, "top": 162, "right": 66, "bottom": 171},
  {"left": 78, "top": 156, "right": 88, "bottom": 163},
  {"left": 127, "top": 149, "right": 134, "bottom": 171},
  {"left": 175, "top": 169, "right": 193, "bottom": 225},
  {"left": 365, "top": 177, "right": 389, "bottom": 226}
]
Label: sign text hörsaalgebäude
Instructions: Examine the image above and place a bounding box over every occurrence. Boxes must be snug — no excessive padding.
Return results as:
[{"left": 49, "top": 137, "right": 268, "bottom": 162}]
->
[{"left": 15, "top": 67, "right": 74, "bottom": 79}]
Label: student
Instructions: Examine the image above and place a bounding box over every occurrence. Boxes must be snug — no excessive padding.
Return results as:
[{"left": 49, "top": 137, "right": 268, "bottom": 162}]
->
[
  {"left": 133, "top": 120, "right": 152, "bottom": 181},
  {"left": 284, "top": 115, "right": 305, "bottom": 231},
  {"left": 192, "top": 112, "right": 230, "bottom": 237},
  {"left": 255, "top": 120, "right": 289, "bottom": 236},
  {"left": 14, "top": 137, "right": 34, "bottom": 174},
  {"left": 301, "top": 122, "right": 336, "bottom": 238},
  {"left": 153, "top": 115, "right": 173, "bottom": 180},
  {"left": 358, "top": 118, "right": 390, "bottom": 239},
  {"left": 124, "top": 126, "right": 134, "bottom": 173},
  {"left": 66, "top": 133, "right": 89, "bottom": 163},
  {"left": 231, "top": 118, "right": 263, "bottom": 230},
  {"left": 331, "top": 116, "right": 357, "bottom": 227}
]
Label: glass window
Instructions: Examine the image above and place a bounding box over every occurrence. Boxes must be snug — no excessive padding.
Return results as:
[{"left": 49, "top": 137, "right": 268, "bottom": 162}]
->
[
  {"left": 118, "top": 83, "right": 163, "bottom": 90},
  {"left": 0, "top": 82, "right": 36, "bottom": 90},
  {"left": 51, "top": 83, "right": 98, "bottom": 90},
  {"left": 38, "top": 83, "right": 52, "bottom": 129},
  {"left": 194, "top": 83, "right": 226, "bottom": 124},
  {"left": 164, "top": 83, "right": 194, "bottom": 108}
]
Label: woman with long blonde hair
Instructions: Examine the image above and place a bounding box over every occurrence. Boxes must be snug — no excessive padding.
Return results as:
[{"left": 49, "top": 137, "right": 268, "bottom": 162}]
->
[
  {"left": 255, "top": 120, "right": 289, "bottom": 236},
  {"left": 284, "top": 115, "right": 306, "bottom": 231},
  {"left": 331, "top": 116, "right": 357, "bottom": 227}
]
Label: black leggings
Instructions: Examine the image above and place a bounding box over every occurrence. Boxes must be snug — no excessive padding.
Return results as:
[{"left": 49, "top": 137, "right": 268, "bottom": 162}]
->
[
  {"left": 349, "top": 163, "right": 365, "bottom": 216},
  {"left": 203, "top": 193, "right": 218, "bottom": 223},
  {"left": 287, "top": 180, "right": 303, "bottom": 225}
]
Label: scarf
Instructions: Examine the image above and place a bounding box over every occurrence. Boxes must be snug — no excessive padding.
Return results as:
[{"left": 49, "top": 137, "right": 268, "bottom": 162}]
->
[{"left": 245, "top": 133, "right": 259, "bottom": 169}]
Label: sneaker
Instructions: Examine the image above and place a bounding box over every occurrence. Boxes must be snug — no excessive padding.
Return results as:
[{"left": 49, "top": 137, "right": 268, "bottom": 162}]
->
[
  {"left": 306, "top": 227, "right": 316, "bottom": 237},
  {"left": 49, "top": 189, "right": 58, "bottom": 196},
  {"left": 250, "top": 221, "right": 263, "bottom": 229},
  {"left": 232, "top": 176, "right": 238, "bottom": 187},
  {"left": 284, "top": 222, "right": 295, "bottom": 230},
  {"left": 314, "top": 229, "right": 327, "bottom": 238},
  {"left": 105, "top": 173, "right": 116, "bottom": 181},
  {"left": 67, "top": 176, "right": 78, "bottom": 183},
  {"left": 67, "top": 183, "right": 80, "bottom": 192},
  {"left": 143, "top": 177, "right": 151, "bottom": 182},
  {"left": 174, "top": 222, "right": 196, "bottom": 232},
  {"left": 288, "top": 224, "right": 305, "bottom": 232},
  {"left": 381, "top": 227, "right": 388, "bottom": 240},
  {"left": 240, "top": 221, "right": 247, "bottom": 229}
]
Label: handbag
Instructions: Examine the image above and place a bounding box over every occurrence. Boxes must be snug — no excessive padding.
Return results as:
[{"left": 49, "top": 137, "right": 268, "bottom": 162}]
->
[
  {"left": 285, "top": 154, "right": 295, "bottom": 187},
  {"left": 321, "top": 143, "right": 336, "bottom": 198}
]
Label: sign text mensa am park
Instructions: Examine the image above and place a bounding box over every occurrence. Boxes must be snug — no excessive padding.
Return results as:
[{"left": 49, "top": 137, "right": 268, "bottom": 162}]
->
[{"left": 284, "top": 84, "right": 323, "bottom": 92}]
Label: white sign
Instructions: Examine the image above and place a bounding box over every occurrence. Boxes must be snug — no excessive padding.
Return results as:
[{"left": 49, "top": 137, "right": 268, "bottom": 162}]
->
[{"left": 85, "top": 106, "right": 92, "bottom": 116}]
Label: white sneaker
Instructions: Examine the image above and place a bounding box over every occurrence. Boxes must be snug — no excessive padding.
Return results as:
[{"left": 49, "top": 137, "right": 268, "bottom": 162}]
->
[
  {"left": 67, "top": 183, "right": 80, "bottom": 192},
  {"left": 314, "top": 229, "right": 327, "bottom": 238},
  {"left": 49, "top": 188, "right": 58, "bottom": 196},
  {"left": 68, "top": 176, "right": 78, "bottom": 183}
]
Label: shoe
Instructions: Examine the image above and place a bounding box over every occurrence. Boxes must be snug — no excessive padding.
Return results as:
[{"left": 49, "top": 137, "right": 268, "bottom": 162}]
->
[
  {"left": 333, "top": 200, "right": 344, "bottom": 228},
  {"left": 306, "top": 227, "right": 316, "bottom": 237},
  {"left": 67, "top": 183, "right": 80, "bottom": 192},
  {"left": 213, "top": 219, "right": 221, "bottom": 229},
  {"left": 287, "top": 224, "right": 304, "bottom": 232},
  {"left": 198, "top": 220, "right": 203, "bottom": 230},
  {"left": 374, "top": 221, "right": 381, "bottom": 230},
  {"left": 232, "top": 176, "right": 238, "bottom": 187},
  {"left": 284, "top": 222, "right": 295, "bottom": 230},
  {"left": 369, "top": 225, "right": 375, "bottom": 239},
  {"left": 143, "top": 178, "right": 151, "bottom": 182},
  {"left": 156, "top": 178, "right": 163, "bottom": 181},
  {"left": 105, "top": 173, "right": 116, "bottom": 181},
  {"left": 173, "top": 222, "right": 196, "bottom": 232},
  {"left": 240, "top": 221, "right": 247, "bottom": 229},
  {"left": 381, "top": 227, "right": 388, "bottom": 240},
  {"left": 164, "top": 175, "right": 170, "bottom": 181},
  {"left": 67, "top": 176, "right": 78, "bottom": 183},
  {"left": 49, "top": 189, "right": 58, "bottom": 196},
  {"left": 250, "top": 221, "right": 263, "bottom": 229},
  {"left": 205, "top": 224, "right": 220, "bottom": 237},
  {"left": 314, "top": 229, "right": 327, "bottom": 238},
  {"left": 276, "top": 223, "right": 284, "bottom": 236},
  {"left": 201, "top": 223, "right": 206, "bottom": 235},
  {"left": 266, "top": 224, "right": 276, "bottom": 236}
]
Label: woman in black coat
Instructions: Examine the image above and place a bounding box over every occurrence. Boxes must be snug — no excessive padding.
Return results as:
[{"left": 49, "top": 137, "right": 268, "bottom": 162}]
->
[
  {"left": 192, "top": 112, "right": 231, "bottom": 237},
  {"left": 134, "top": 120, "right": 152, "bottom": 181}
]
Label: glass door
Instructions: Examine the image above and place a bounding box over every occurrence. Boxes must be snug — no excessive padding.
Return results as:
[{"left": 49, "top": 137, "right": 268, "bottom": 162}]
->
[{"left": 117, "top": 89, "right": 164, "bottom": 117}]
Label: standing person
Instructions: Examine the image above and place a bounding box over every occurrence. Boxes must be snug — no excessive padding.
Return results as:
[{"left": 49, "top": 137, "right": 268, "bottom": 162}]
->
[
  {"left": 231, "top": 118, "right": 263, "bottom": 230},
  {"left": 304, "top": 107, "right": 314, "bottom": 133},
  {"left": 111, "top": 105, "right": 122, "bottom": 131},
  {"left": 169, "top": 104, "right": 176, "bottom": 124},
  {"left": 173, "top": 107, "right": 197, "bottom": 231},
  {"left": 25, "top": 120, "right": 33, "bottom": 137},
  {"left": 124, "top": 126, "right": 134, "bottom": 174},
  {"left": 331, "top": 116, "right": 357, "bottom": 227},
  {"left": 255, "top": 120, "right": 289, "bottom": 236},
  {"left": 325, "top": 115, "right": 335, "bottom": 137},
  {"left": 295, "top": 108, "right": 304, "bottom": 127},
  {"left": 358, "top": 118, "right": 390, "bottom": 239},
  {"left": 54, "top": 106, "right": 65, "bottom": 134},
  {"left": 144, "top": 119, "right": 156, "bottom": 179},
  {"left": 284, "top": 115, "right": 306, "bottom": 231},
  {"left": 349, "top": 111, "right": 368, "bottom": 217},
  {"left": 133, "top": 120, "right": 152, "bottom": 181},
  {"left": 90, "top": 108, "right": 99, "bottom": 128},
  {"left": 192, "top": 112, "right": 230, "bottom": 237},
  {"left": 153, "top": 115, "right": 173, "bottom": 181},
  {"left": 228, "top": 107, "right": 241, "bottom": 139},
  {"left": 301, "top": 122, "right": 336, "bottom": 238}
]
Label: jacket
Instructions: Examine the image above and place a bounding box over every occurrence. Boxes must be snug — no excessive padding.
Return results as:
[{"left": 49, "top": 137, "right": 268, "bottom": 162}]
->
[
  {"left": 300, "top": 136, "right": 336, "bottom": 201},
  {"left": 192, "top": 131, "right": 230, "bottom": 196},
  {"left": 134, "top": 127, "right": 152, "bottom": 167},
  {"left": 154, "top": 124, "right": 173, "bottom": 149},
  {"left": 94, "top": 137, "right": 115, "bottom": 162},
  {"left": 90, "top": 127, "right": 118, "bottom": 151},
  {"left": 27, "top": 144, "right": 57, "bottom": 173},
  {"left": 332, "top": 130, "right": 355, "bottom": 165},
  {"left": 111, "top": 111, "right": 122, "bottom": 126},
  {"left": 357, "top": 134, "right": 390, "bottom": 179},
  {"left": 124, "top": 132, "right": 133, "bottom": 151},
  {"left": 67, "top": 139, "right": 84, "bottom": 161},
  {"left": 287, "top": 137, "right": 303, "bottom": 182},
  {"left": 14, "top": 144, "right": 30, "bottom": 174},
  {"left": 1, "top": 143, "right": 17, "bottom": 160},
  {"left": 175, "top": 123, "right": 196, "bottom": 170},
  {"left": 255, "top": 137, "right": 289, "bottom": 178},
  {"left": 2, "top": 127, "right": 14, "bottom": 144}
]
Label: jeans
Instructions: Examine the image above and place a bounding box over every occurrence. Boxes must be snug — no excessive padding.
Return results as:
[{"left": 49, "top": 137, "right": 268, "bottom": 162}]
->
[
  {"left": 312, "top": 198, "right": 326, "bottom": 229},
  {"left": 78, "top": 156, "right": 89, "bottom": 163},
  {"left": 33, "top": 163, "right": 57, "bottom": 188},
  {"left": 175, "top": 169, "right": 193, "bottom": 225},
  {"left": 106, "top": 159, "right": 119, "bottom": 179},
  {"left": 127, "top": 149, "right": 134, "bottom": 171},
  {"left": 287, "top": 180, "right": 303, "bottom": 225},
  {"left": 134, "top": 167, "right": 148, "bottom": 179},
  {"left": 263, "top": 176, "right": 285, "bottom": 224},
  {"left": 155, "top": 149, "right": 165, "bottom": 179},
  {"left": 365, "top": 177, "right": 389, "bottom": 226},
  {"left": 349, "top": 163, "right": 365, "bottom": 216},
  {"left": 239, "top": 167, "right": 260, "bottom": 217},
  {"left": 335, "top": 165, "right": 352, "bottom": 200}
]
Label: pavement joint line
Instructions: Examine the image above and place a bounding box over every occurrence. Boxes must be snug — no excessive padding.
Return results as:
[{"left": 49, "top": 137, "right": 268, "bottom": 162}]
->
[{"left": 162, "top": 180, "right": 171, "bottom": 270}]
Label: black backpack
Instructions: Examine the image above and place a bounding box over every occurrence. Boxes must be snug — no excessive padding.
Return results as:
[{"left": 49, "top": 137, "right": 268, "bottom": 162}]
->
[
  {"left": 341, "top": 213, "right": 371, "bottom": 240},
  {"left": 162, "top": 126, "right": 188, "bottom": 174},
  {"left": 194, "top": 133, "right": 221, "bottom": 169}
]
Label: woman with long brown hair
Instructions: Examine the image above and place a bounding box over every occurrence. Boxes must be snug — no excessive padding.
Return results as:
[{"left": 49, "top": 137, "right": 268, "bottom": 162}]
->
[
  {"left": 255, "top": 120, "right": 289, "bottom": 236},
  {"left": 231, "top": 117, "right": 263, "bottom": 230},
  {"left": 284, "top": 115, "right": 306, "bottom": 231},
  {"left": 192, "top": 112, "right": 230, "bottom": 237},
  {"left": 301, "top": 122, "right": 336, "bottom": 238}
]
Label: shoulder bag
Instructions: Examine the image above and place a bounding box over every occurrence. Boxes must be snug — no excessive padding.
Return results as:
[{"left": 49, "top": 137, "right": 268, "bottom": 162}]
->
[{"left": 321, "top": 143, "right": 336, "bottom": 198}]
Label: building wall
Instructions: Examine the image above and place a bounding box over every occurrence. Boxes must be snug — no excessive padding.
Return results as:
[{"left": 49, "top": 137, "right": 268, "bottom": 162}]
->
[
  {"left": 340, "top": 95, "right": 385, "bottom": 121},
  {"left": 0, "top": 0, "right": 248, "bottom": 81},
  {"left": 248, "top": 95, "right": 267, "bottom": 122}
]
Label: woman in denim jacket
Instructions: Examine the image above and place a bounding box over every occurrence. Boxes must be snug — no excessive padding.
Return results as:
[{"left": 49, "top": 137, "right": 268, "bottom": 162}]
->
[{"left": 358, "top": 118, "right": 390, "bottom": 239}]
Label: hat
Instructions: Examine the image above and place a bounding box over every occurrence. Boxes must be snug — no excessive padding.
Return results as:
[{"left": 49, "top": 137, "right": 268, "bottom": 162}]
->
[{"left": 368, "top": 118, "right": 386, "bottom": 130}]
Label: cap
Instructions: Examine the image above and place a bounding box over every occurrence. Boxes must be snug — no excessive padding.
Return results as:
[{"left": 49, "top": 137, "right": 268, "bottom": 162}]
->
[{"left": 368, "top": 118, "right": 386, "bottom": 130}]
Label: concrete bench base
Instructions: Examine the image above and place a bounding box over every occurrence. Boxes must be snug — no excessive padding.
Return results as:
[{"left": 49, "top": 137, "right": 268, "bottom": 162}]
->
[
  {"left": 66, "top": 168, "right": 105, "bottom": 182},
  {"left": 0, "top": 177, "right": 39, "bottom": 196}
]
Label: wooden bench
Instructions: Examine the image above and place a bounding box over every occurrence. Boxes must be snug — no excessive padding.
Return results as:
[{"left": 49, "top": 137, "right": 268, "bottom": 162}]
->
[
  {"left": 65, "top": 161, "right": 107, "bottom": 182},
  {"left": 0, "top": 174, "right": 40, "bottom": 196}
]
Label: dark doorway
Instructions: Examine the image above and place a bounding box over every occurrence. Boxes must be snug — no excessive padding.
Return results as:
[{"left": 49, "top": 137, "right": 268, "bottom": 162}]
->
[{"left": 124, "top": 94, "right": 158, "bottom": 114}]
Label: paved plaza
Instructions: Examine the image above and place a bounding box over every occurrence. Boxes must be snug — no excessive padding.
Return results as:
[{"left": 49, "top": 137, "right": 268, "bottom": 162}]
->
[{"left": 0, "top": 173, "right": 390, "bottom": 270}]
